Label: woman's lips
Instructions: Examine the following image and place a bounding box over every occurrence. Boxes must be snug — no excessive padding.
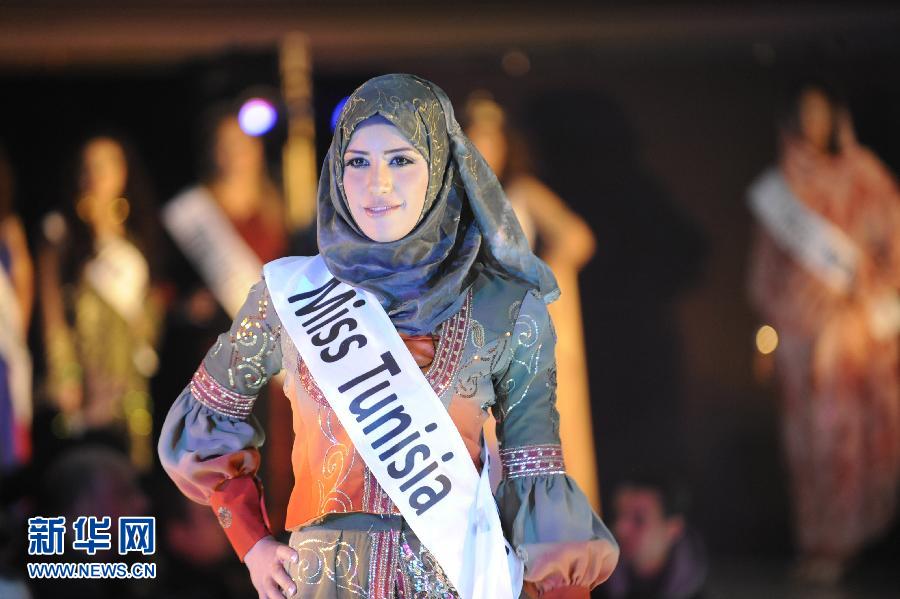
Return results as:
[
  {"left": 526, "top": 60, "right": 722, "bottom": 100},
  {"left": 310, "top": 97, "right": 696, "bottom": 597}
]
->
[{"left": 364, "top": 204, "right": 401, "bottom": 217}]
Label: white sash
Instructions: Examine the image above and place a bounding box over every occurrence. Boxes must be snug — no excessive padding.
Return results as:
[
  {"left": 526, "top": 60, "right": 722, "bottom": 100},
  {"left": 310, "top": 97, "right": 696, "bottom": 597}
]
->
[
  {"left": 84, "top": 236, "right": 149, "bottom": 324},
  {"left": 748, "top": 168, "right": 860, "bottom": 294},
  {"left": 163, "top": 186, "right": 263, "bottom": 317},
  {"left": 749, "top": 168, "right": 900, "bottom": 338},
  {"left": 0, "top": 261, "right": 32, "bottom": 435},
  {"left": 265, "top": 255, "right": 523, "bottom": 599}
]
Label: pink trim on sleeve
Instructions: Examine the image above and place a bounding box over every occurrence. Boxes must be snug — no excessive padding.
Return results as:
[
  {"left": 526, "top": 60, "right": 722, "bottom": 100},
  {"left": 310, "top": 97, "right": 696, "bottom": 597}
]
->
[
  {"left": 190, "top": 363, "right": 257, "bottom": 419},
  {"left": 500, "top": 443, "right": 565, "bottom": 479}
]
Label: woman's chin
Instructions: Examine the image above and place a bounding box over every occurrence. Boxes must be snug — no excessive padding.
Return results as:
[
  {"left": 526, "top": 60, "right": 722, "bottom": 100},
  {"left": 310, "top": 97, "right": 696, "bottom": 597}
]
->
[{"left": 360, "top": 221, "right": 415, "bottom": 243}]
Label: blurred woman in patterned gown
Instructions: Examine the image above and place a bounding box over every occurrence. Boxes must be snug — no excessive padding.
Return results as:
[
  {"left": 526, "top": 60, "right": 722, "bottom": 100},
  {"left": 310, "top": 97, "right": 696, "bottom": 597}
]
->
[
  {"left": 39, "top": 135, "right": 163, "bottom": 472},
  {"left": 748, "top": 85, "right": 900, "bottom": 582}
]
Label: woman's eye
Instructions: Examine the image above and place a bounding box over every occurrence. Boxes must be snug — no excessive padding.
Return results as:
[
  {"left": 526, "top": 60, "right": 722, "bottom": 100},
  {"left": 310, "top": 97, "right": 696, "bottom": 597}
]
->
[
  {"left": 345, "top": 157, "right": 368, "bottom": 168},
  {"left": 389, "top": 155, "right": 414, "bottom": 167}
]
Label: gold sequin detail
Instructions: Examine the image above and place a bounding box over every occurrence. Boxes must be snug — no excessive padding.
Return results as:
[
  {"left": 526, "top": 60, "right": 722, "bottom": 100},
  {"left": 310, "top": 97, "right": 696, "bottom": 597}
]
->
[
  {"left": 216, "top": 506, "right": 232, "bottom": 529},
  {"left": 225, "top": 286, "right": 281, "bottom": 394},
  {"left": 471, "top": 320, "right": 486, "bottom": 348}
]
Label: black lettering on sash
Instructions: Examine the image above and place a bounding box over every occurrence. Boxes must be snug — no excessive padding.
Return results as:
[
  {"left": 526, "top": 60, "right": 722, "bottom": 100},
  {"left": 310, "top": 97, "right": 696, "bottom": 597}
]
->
[
  {"left": 399, "top": 461, "right": 438, "bottom": 492},
  {"left": 286, "top": 276, "right": 355, "bottom": 329},
  {"left": 338, "top": 352, "right": 400, "bottom": 392},
  {"left": 288, "top": 278, "right": 350, "bottom": 324},
  {"left": 301, "top": 288, "right": 356, "bottom": 327},
  {"left": 377, "top": 431, "right": 420, "bottom": 461},
  {"left": 363, "top": 404, "right": 412, "bottom": 449},
  {"left": 409, "top": 476, "right": 452, "bottom": 515},
  {"left": 285, "top": 276, "right": 456, "bottom": 515},
  {"left": 311, "top": 317, "right": 357, "bottom": 347},
  {"left": 288, "top": 276, "right": 339, "bottom": 304},
  {"left": 349, "top": 390, "right": 398, "bottom": 423},
  {"left": 387, "top": 444, "right": 430, "bottom": 479},
  {"left": 321, "top": 334, "right": 367, "bottom": 363},
  {"left": 308, "top": 309, "right": 351, "bottom": 335}
]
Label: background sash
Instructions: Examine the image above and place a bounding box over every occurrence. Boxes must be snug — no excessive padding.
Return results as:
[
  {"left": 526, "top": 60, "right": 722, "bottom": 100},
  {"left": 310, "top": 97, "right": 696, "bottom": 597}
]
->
[{"left": 164, "top": 186, "right": 263, "bottom": 317}]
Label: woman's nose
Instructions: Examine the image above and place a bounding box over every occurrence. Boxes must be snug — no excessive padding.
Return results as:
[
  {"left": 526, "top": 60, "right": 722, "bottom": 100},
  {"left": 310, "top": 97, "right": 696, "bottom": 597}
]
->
[{"left": 369, "top": 161, "right": 392, "bottom": 195}]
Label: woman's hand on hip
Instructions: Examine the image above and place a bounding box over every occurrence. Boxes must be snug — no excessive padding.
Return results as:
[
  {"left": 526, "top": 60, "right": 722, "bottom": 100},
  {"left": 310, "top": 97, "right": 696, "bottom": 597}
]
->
[{"left": 244, "top": 535, "right": 299, "bottom": 599}]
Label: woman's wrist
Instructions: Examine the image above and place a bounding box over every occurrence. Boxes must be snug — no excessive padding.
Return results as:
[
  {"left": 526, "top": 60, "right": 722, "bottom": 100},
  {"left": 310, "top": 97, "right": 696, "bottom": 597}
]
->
[
  {"left": 208, "top": 476, "right": 273, "bottom": 561},
  {"left": 244, "top": 534, "right": 277, "bottom": 563}
]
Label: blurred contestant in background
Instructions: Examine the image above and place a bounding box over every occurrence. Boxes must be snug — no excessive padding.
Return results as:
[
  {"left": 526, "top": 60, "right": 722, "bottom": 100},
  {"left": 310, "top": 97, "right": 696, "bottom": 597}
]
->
[
  {"left": 161, "top": 107, "right": 291, "bottom": 527},
  {"left": 465, "top": 95, "right": 600, "bottom": 507},
  {"left": 163, "top": 107, "right": 287, "bottom": 322},
  {"left": 39, "top": 135, "right": 163, "bottom": 472},
  {"left": 748, "top": 84, "right": 900, "bottom": 583},
  {"left": 0, "top": 145, "right": 34, "bottom": 472}
]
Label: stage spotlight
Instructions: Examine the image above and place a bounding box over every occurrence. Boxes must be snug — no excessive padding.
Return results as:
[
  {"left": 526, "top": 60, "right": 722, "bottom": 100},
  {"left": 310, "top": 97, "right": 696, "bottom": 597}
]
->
[{"left": 238, "top": 98, "right": 277, "bottom": 136}]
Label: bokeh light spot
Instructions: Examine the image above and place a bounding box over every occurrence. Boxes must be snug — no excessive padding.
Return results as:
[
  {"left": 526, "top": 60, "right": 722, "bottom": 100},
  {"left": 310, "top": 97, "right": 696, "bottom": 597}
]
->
[
  {"left": 238, "top": 98, "right": 277, "bottom": 136},
  {"left": 756, "top": 325, "right": 779, "bottom": 355}
]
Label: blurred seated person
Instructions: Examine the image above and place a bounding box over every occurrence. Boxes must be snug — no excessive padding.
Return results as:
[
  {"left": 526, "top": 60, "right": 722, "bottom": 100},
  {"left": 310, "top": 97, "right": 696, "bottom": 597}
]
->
[
  {"left": 30, "top": 445, "right": 150, "bottom": 599},
  {"left": 39, "top": 445, "right": 149, "bottom": 535},
  {"left": 0, "top": 508, "right": 31, "bottom": 599},
  {"left": 594, "top": 477, "right": 707, "bottom": 599}
]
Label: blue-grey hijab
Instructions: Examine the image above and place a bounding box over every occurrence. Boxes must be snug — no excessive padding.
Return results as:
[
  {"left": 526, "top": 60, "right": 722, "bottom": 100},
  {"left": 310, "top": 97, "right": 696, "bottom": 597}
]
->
[{"left": 318, "top": 74, "right": 558, "bottom": 335}]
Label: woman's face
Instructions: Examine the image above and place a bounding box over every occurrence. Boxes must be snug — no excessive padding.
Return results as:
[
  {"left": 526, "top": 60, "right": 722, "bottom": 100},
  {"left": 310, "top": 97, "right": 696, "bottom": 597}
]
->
[
  {"left": 214, "top": 117, "right": 264, "bottom": 179},
  {"left": 342, "top": 119, "right": 429, "bottom": 242},
  {"left": 80, "top": 137, "right": 127, "bottom": 201},
  {"left": 798, "top": 88, "right": 834, "bottom": 152}
]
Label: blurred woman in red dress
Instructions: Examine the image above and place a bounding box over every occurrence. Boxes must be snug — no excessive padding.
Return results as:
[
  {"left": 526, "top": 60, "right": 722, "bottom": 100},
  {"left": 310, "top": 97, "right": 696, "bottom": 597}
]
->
[{"left": 748, "top": 84, "right": 900, "bottom": 582}]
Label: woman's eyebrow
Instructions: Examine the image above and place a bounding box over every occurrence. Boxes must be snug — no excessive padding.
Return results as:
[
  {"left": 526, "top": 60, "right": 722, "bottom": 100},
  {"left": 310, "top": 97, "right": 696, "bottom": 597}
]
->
[{"left": 344, "top": 146, "right": 415, "bottom": 155}]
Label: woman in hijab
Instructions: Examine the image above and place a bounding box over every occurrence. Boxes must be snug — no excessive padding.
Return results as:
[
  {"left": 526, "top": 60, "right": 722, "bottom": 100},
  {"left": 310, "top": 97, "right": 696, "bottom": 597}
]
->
[{"left": 159, "top": 74, "right": 618, "bottom": 599}]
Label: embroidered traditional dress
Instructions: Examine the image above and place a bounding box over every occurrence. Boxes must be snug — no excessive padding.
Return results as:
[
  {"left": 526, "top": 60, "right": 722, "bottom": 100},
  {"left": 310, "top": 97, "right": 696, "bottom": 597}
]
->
[
  {"left": 44, "top": 234, "right": 160, "bottom": 471},
  {"left": 159, "top": 74, "right": 617, "bottom": 598}
]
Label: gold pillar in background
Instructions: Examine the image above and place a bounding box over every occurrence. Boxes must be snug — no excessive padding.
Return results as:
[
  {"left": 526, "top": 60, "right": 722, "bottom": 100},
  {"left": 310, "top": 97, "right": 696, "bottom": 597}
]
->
[{"left": 280, "top": 32, "right": 317, "bottom": 232}]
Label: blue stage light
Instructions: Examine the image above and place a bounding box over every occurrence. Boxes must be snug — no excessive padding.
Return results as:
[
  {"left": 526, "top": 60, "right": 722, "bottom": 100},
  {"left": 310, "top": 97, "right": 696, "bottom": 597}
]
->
[
  {"left": 238, "top": 98, "right": 277, "bottom": 136},
  {"left": 330, "top": 96, "right": 350, "bottom": 131}
]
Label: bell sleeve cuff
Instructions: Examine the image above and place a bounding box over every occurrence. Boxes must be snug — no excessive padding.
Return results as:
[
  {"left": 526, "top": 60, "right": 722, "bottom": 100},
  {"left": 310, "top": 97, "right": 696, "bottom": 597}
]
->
[
  {"left": 496, "top": 464, "right": 618, "bottom": 593},
  {"left": 158, "top": 384, "right": 271, "bottom": 561}
]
